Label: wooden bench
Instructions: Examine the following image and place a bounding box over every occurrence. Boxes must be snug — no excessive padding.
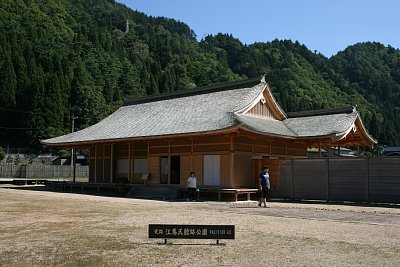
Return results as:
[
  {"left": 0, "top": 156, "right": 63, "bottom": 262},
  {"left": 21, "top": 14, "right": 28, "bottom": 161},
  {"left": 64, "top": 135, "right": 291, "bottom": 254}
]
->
[
  {"left": 149, "top": 224, "right": 235, "bottom": 245},
  {"left": 199, "top": 188, "right": 259, "bottom": 201}
]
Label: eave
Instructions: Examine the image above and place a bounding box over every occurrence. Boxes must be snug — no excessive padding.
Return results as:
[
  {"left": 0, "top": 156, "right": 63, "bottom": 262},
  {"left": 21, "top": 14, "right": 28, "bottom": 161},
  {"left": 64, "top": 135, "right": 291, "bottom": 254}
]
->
[
  {"left": 41, "top": 127, "right": 241, "bottom": 148},
  {"left": 332, "top": 113, "right": 377, "bottom": 146}
]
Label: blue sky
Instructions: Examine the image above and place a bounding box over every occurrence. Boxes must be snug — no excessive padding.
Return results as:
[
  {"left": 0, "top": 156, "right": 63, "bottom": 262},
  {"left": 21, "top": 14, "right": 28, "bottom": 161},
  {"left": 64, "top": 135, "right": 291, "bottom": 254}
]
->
[{"left": 117, "top": 0, "right": 400, "bottom": 57}]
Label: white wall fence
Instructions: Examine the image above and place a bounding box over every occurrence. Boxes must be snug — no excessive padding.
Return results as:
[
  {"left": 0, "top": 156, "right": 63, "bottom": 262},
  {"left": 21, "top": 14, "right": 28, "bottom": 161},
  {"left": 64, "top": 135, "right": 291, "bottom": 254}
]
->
[{"left": 0, "top": 165, "right": 89, "bottom": 178}]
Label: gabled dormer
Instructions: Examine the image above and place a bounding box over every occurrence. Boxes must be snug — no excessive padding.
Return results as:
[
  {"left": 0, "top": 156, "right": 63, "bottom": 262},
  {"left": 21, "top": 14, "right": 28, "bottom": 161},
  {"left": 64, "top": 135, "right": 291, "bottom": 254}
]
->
[{"left": 236, "top": 78, "right": 286, "bottom": 120}]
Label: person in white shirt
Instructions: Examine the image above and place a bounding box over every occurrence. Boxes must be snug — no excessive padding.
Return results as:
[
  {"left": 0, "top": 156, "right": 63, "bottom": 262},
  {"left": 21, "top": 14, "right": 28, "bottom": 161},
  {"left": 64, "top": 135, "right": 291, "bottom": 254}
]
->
[{"left": 186, "top": 171, "right": 197, "bottom": 201}]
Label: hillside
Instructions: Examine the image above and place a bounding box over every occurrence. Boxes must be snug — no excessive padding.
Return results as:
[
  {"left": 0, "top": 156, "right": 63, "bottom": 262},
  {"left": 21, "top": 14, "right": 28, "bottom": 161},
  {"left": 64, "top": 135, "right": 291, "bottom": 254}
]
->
[
  {"left": 0, "top": 0, "right": 399, "bottom": 148},
  {"left": 330, "top": 43, "right": 400, "bottom": 145}
]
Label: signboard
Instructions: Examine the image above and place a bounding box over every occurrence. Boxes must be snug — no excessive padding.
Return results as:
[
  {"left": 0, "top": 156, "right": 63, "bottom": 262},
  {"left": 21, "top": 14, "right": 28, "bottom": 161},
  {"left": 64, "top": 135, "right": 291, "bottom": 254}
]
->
[{"left": 148, "top": 224, "right": 235, "bottom": 240}]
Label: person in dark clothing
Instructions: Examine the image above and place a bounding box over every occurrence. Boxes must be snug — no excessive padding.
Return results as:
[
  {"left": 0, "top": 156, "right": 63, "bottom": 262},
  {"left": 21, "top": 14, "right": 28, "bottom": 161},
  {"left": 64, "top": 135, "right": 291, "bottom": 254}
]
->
[{"left": 258, "top": 166, "right": 270, "bottom": 208}]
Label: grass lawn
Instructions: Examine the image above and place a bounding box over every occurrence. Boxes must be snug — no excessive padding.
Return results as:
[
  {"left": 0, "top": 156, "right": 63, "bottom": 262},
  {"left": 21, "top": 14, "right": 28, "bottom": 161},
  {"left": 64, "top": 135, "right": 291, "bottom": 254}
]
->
[{"left": 0, "top": 188, "right": 399, "bottom": 266}]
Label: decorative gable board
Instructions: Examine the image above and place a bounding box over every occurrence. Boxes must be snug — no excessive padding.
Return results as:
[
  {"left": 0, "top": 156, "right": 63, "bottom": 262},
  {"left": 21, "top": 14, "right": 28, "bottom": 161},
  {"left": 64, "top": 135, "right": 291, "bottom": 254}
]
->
[
  {"left": 246, "top": 100, "right": 278, "bottom": 119},
  {"left": 241, "top": 87, "right": 286, "bottom": 121}
]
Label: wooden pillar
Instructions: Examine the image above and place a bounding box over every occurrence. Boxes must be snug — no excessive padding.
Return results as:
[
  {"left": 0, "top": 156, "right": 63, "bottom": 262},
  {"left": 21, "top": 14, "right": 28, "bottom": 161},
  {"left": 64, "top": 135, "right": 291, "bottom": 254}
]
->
[
  {"left": 191, "top": 138, "right": 194, "bottom": 171},
  {"left": 94, "top": 145, "right": 97, "bottom": 183},
  {"left": 269, "top": 140, "right": 272, "bottom": 157},
  {"left": 285, "top": 142, "right": 288, "bottom": 158},
  {"left": 291, "top": 158, "right": 294, "bottom": 200},
  {"left": 72, "top": 147, "right": 76, "bottom": 182},
  {"left": 168, "top": 156, "right": 171, "bottom": 184},
  {"left": 230, "top": 135, "right": 235, "bottom": 187},
  {"left": 257, "top": 160, "right": 261, "bottom": 188},
  {"left": 326, "top": 158, "right": 330, "bottom": 202},
  {"left": 110, "top": 144, "right": 114, "bottom": 183},
  {"left": 366, "top": 158, "right": 370, "bottom": 203},
  {"left": 128, "top": 143, "right": 132, "bottom": 182},
  {"left": 71, "top": 147, "right": 74, "bottom": 181},
  {"left": 168, "top": 140, "right": 171, "bottom": 184},
  {"left": 102, "top": 145, "right": 105, "bottom": 183},
  {"left": 318, "top": 142, "right": 322, "bottom": 157},
  {"left": 148, "top": 140, "right": 150, "bottom": 178}
]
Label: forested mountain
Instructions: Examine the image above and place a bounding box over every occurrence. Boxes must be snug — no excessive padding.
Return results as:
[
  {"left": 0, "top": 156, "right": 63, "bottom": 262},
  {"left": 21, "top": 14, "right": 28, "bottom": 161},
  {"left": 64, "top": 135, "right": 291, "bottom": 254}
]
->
[
  {"left": 0, "top": 0, "right": 399, "bottom": 150},
  {"left": 330, "top": 43, "right": 400, "bottom": 145}
]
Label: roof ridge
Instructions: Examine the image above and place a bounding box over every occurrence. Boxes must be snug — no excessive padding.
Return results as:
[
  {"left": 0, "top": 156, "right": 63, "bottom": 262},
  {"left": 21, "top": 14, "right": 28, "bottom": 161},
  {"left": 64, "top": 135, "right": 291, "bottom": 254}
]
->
[
  {"left": 286, "top": 106, "right": 355, "bottom": 118},
  {"left": 123, "top": 76, "right": 265, "bottom": 106}
]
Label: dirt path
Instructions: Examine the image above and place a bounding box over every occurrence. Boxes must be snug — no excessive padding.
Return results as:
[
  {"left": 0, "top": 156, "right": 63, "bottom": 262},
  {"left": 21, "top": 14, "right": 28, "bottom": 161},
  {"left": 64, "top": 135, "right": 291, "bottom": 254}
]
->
[
  {"left": 1, "top": 188, "right": 399, "bottom": 267},
  {"left": 205, "top": 201, "right": 400, "bottom": 225}
]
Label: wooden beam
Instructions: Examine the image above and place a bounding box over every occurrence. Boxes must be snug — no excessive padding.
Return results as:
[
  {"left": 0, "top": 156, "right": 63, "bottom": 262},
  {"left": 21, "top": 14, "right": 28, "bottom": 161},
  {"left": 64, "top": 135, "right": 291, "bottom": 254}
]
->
[{"left": 43, "top": 128, "right": 240, "bottom": 148}]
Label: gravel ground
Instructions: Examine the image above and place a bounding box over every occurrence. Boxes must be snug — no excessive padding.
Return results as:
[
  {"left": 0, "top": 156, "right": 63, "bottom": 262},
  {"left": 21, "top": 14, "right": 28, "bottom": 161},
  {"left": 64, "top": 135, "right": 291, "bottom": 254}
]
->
[{"left": 0, "top": 188, "right": 399, "bottom": 267}]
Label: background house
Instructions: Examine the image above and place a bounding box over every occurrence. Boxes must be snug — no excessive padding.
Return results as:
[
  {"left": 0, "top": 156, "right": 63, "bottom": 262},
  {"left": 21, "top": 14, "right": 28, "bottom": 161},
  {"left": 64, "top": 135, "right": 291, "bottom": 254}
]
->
[
  {"left": 382, "top": 146, "right": 400, "bottom": 156},
  {"left": 52, "top": 155, "right": 88, "bottom": 166}
]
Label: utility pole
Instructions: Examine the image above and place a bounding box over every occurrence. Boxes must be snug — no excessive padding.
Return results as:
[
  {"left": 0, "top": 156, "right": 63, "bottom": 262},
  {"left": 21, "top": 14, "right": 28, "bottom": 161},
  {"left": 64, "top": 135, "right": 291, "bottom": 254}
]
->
[{"left": 71, "top": 115, "right": 78, "bottom": 182}]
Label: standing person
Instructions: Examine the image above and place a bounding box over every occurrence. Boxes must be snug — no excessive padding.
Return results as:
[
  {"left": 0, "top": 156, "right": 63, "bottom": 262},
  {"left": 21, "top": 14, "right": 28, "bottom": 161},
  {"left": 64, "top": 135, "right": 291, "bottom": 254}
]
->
[
  {"left": 186, "top": 171, "right": 197, "bottom": 201},
  {"left": 258, "top": 166, "right": 270, "bottom": 208}
]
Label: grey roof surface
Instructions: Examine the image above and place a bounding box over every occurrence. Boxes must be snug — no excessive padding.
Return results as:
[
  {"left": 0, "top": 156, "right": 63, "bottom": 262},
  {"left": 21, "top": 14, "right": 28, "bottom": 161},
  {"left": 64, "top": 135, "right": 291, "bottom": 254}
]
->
[
  {"left": 284, "top": 112, "right": 357, "bottom": 137},
  {"left": 236, "top": 112, "right": 357, "bottom": 138},
  {"left": 42, "top": 83, "right": 265, "bottom": 145},
  {"left": 235, "top": 114, "right": 296, "bottom": 137},
  {"left": 42, "top": 79, "right": 362, "bottom": 146}
]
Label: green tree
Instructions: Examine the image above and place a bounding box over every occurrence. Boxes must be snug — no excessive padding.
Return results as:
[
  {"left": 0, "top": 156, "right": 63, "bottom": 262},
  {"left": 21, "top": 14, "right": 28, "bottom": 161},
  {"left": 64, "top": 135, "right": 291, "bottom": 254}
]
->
[
  {"left": 1, "top": 0, "right": 399, "bottom": 148},
  {"left": 0, "top": 147, "right": 5, "bottom": 161},
  {"left": 0, "top": 53, "right": 17, "bottom": 108},
  {"left": 14, "top": 154, "right": 21, "bottom": 165},
  {"left": 119, "top": 58, "right": 144, "bottom": 97}
]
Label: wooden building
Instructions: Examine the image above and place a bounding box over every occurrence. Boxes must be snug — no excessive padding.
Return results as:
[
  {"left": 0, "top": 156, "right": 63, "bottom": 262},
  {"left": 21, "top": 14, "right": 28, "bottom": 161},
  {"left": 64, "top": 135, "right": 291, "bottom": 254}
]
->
[{"left": 42, "top": 77, "right": 376, "bottom": 189}]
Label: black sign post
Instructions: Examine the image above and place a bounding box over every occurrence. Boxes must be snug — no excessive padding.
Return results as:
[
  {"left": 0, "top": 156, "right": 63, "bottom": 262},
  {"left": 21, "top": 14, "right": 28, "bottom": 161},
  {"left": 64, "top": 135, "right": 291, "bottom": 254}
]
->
[{"left": 149, "top": 224, "right": 235, "bottom": 245}]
